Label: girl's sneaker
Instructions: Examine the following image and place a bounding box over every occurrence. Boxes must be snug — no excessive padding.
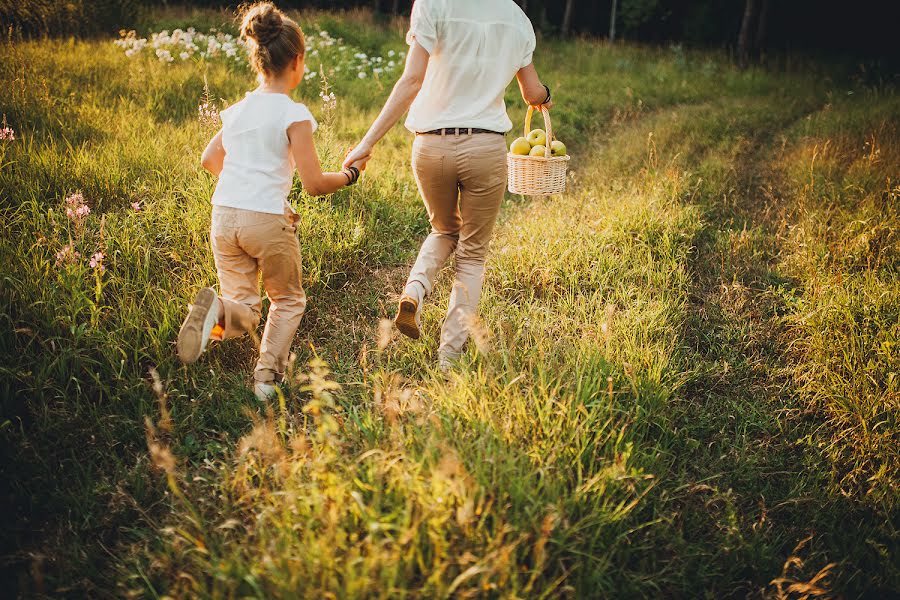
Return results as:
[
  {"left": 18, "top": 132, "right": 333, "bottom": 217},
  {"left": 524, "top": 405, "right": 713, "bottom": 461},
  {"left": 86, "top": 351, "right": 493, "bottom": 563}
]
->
[
  {"left": 254, "top": 381, "right": 277, "bottom": 401},
  {"left": 394, "top": 295, "right": 421, "bottom": 339},
  {"left": 176, "top": 287, "right": 220, "bottom": 365}
]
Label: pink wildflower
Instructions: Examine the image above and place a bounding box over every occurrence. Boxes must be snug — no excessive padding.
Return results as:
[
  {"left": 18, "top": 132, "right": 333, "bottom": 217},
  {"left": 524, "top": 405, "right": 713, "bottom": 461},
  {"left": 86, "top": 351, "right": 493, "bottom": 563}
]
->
[
  {"left": 0, "top": 127, "right": 14, "bottom": 141},
  {"left": 89, "top": 251, "right": 105, "bottom": 272},
  {"left": 55, "top": 244, "right": 81, "bottom": 266},
  {"left": 198, "top": 101, "right": 219, "bottom": 127},
  {"left": 131, "top": 201, "right": 142, "bottom": 212},
  {"left": 64, "top": 192, "right": 90, "bottom": 221}
]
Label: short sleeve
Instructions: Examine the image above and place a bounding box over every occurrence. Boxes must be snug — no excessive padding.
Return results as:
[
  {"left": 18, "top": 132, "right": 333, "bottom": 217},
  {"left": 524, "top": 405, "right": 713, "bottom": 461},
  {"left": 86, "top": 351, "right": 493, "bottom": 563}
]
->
[
  {"left": 518, "top": 17, "right": 536, "bottom": 69},
  {"left": 284, "top": 102, "right": 317, "bottom": 133},
  {"left": 219, "top": 102, "right": 237, "bottom": 127},
  {"left": 406, "top": 0, "right": 436, "bottom": 54}
]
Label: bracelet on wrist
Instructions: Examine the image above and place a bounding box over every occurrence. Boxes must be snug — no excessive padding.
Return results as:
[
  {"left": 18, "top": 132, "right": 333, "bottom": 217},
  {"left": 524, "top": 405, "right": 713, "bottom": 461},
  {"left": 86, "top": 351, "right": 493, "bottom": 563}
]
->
[
  {"left": 344, "top": 166, "right": 360, "bottom": 186},
  {"left": 542, "top": 84, "right": 552, "bottom": 104}
]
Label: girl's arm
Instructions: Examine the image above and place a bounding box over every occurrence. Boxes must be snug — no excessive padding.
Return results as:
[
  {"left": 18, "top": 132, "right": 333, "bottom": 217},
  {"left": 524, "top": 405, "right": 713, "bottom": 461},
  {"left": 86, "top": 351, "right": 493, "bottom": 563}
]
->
[
  {"left": 201, "top": 130, "right": 226, "bottom": 176},
  {"left": 516, "top": 63, "right": 553, "bottom": 109},
  {"left": 288, "top": 121, "right": 361, "bottom": 196},
  {"left": 342, "top": 41, "right": 430, "bottom": 168}
]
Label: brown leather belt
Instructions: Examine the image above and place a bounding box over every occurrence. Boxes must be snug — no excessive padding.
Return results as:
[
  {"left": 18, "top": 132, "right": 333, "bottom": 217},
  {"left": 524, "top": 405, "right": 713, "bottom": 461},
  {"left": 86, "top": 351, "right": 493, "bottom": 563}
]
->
[{"left": 416, "top": 127, "right": 505, "bottom": 136}]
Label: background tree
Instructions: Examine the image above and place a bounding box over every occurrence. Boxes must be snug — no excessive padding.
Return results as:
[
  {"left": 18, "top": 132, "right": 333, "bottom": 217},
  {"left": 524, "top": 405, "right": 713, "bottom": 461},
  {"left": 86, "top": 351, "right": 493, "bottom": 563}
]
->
[
  {"left": 737, "top": 0, "right": 759, "bottom": 69},
  {"left": 561, "top": 0, "right": 574, "bottom": 38},
  {"left": 609, "top": 0, "right": 617, "bottom": 41}
]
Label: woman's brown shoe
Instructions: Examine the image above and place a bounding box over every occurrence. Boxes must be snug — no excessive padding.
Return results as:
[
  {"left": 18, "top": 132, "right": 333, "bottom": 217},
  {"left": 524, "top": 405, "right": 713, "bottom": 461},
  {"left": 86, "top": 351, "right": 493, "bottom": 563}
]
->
[{"left": 394, "top": 295, "right": 420, "bottom": 340}]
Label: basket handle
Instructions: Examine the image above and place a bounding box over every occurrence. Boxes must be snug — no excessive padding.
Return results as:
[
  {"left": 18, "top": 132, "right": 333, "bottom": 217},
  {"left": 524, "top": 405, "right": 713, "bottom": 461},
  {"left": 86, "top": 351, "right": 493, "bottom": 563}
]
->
[{"left": 524, "top": 105, "right": 554, "bottom": 159}]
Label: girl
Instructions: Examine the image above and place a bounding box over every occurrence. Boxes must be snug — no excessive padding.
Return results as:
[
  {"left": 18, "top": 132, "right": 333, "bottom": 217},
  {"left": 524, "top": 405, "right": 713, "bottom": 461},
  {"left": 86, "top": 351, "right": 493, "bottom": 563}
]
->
[{"left": 177, "top": 1, "right": 366, "bottom": 400}]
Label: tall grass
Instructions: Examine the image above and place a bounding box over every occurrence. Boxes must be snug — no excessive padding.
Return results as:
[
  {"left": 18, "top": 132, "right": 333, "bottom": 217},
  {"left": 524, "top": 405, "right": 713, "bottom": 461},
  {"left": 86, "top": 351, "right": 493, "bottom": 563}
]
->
[{"left": 0, "top": 9, "right": 896, "bottom": 597}]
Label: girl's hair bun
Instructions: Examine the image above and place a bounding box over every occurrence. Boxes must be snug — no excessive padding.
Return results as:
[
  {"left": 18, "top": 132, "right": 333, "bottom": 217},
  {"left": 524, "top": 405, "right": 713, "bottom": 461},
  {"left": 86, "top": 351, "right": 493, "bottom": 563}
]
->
[
  {"left": 241, "top": 2, "right": 283, "bottom": 46},
  {"left": 239, "top": 2, "right": 305, "bottom": 77}
]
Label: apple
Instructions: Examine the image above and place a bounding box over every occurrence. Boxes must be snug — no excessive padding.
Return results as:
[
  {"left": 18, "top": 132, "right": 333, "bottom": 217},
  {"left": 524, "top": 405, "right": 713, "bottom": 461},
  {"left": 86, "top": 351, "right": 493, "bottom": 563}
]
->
[
  {"left": 529, "top": 144, "right": 547, "bottom": 157},
  {"left": 510, "top": 137, "right": 532, "bottom": 155},
  {"left": 527, "top": 129, "right": 547, "bottom": 147},
  {"left": 550, "top": 140, "right": 567, "bottom": 156}
]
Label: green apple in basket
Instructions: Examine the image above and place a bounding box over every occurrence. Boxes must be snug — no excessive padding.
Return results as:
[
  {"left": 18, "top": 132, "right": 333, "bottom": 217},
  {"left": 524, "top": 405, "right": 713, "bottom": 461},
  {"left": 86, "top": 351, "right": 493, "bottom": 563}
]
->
[
  {"left": 528, "top": 144, "right": 547, "bottom": 157},
  {"left": 550, "top": 140, "right": 567, "bottom": 157},
  {"left": 526, "top": 128, "right": 547, "bottom": 147},
  {"left": 510, "top": 137, "right": 532, "bottom": 156}
]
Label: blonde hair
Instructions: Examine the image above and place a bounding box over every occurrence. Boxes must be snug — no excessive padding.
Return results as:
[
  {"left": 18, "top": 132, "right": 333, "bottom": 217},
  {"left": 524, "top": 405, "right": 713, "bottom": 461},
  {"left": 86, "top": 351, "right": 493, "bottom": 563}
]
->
[{"left": 239, "top": 2, "right": 305, "bottom": 78}]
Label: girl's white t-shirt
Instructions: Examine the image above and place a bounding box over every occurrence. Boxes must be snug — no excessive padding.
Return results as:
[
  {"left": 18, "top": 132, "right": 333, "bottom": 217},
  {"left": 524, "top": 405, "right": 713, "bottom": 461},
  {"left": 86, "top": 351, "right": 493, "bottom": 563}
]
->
[
  {"left": 404, "top": 0, "right": 536, "bottom": 134},
  {"left": 211, "top": 91, "right": 317, "bottom": 215}
]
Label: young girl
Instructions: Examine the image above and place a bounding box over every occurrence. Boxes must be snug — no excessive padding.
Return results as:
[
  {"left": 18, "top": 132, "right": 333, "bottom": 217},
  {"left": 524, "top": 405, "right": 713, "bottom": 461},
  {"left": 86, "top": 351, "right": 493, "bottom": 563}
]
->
[{"left": 177, "top": 1, "right": 365, "bottom": 400}]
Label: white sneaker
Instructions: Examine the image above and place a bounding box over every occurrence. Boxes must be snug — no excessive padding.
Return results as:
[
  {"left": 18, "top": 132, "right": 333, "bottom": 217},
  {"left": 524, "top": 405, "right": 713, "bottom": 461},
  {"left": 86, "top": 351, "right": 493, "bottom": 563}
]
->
[
  {"left": 254, "top": 381, "right": 278, "bottom": 401},
  {"left": 176, "top": 287, "right": 220, "bottom": 365},
  {"left": 438, "top": 352, "right": 459, "bottom": 374}
]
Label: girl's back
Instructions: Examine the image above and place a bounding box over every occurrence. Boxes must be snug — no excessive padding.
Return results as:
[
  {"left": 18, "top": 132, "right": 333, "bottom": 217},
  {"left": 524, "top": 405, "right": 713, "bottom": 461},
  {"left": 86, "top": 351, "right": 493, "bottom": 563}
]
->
[{"left": 212, "top": 91, "right": 317, "bottom": 215}]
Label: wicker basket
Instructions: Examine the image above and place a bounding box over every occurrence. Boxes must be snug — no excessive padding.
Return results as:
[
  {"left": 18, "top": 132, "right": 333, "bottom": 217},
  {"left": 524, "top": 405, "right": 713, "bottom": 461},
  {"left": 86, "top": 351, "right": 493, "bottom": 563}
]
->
[{"left": 507, "top": 105, "right": 570, "bottom": 195}]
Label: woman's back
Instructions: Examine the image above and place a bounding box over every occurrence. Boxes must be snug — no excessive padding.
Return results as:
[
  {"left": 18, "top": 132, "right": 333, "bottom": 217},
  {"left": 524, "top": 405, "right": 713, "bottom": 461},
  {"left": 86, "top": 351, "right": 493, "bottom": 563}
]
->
[{"left": 405, "top": 0, "right": 536, "bottom": 133}]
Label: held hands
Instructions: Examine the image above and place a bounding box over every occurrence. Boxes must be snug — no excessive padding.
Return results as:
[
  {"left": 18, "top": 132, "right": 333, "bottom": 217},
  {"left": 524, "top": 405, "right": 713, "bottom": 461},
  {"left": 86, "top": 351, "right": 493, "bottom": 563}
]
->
[{"left": 343, "top": 143, "right": 373, "bottom": 171}]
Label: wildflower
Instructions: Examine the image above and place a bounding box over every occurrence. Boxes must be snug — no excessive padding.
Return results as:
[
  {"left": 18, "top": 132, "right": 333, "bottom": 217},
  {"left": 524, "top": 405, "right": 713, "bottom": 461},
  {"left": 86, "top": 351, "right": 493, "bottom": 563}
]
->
[
  {"left": 198, "top": 101, "right": 219, "bottom": 128},
  {"left": 0, "top": 126, "right": 14, "bottom": 141},
  {"left": 358, "top": 72, "right": 367, "bottom": 79},
  {"left": 319, "top": 91, "right": 337, "bottom": 110},
  {"left": 131, "top": 201, "right": 142, "bottom": 212},
  {"left": 64, "top": 192, "right": 90, "bottom": 221},
  {"left": 55, "top": 244, "right": 81, "bottom": 266},
  {"left": 179, "top": 51, "right": 190, "bottom": 60},
  {"left": 89, "top": 251, "right": 105, "bottom": 272}
]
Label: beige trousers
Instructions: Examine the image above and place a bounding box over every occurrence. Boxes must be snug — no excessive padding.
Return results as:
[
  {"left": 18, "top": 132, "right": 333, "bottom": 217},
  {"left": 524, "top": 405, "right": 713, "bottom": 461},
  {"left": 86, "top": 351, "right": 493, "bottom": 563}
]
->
[
  {"left": 405, "top": 132, "right": 508, "bottom": 358},
  {"left": 210, "top": 205, "right": 306, "bottom": 384}
]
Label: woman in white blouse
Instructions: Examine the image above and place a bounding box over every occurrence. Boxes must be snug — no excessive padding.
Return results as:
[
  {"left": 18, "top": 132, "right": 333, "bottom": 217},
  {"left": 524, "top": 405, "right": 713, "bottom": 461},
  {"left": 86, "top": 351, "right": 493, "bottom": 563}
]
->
[{"left": 344, "top": 0, "right": 552, "bottom": 370}]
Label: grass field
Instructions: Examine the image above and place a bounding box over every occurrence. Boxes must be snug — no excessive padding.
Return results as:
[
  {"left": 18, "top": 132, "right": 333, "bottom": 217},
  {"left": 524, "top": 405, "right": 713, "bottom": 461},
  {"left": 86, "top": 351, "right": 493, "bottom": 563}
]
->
[{"left": 1, "top": 7, "right": 897, "bottom": 598}]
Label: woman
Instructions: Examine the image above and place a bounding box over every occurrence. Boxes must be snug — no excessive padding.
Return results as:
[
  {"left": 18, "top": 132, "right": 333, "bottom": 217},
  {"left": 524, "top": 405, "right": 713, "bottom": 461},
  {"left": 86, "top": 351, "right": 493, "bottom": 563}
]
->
[{"left": 344, "top": 0, "right": 552, "bottom": 370}]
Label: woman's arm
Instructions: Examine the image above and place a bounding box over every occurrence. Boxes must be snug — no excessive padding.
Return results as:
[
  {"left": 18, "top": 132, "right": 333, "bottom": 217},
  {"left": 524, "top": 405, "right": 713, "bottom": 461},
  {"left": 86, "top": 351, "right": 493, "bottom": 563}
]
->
[
  {"left": 201, "top": 129, "right": 226, "bottom": 176},
  {"left": 516, "top": 63, "right": 553, "bottom": 109},
  {"left": 289, "top": 121, "right": 361, "bottom": 196},
  {"left": 342, "top": 41, "right": 430, "bottom": 168}
]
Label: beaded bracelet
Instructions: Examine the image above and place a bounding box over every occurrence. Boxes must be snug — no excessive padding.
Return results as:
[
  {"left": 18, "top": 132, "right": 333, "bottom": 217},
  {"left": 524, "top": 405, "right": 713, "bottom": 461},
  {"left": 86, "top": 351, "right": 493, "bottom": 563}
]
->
[{"left": 344, "top": 166, "right": 360, "bottom": 186}]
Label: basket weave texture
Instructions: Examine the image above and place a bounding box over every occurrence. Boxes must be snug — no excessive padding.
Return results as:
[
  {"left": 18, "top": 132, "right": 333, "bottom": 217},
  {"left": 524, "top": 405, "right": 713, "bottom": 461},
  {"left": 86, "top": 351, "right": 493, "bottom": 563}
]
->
[{"left": 507, "top": 105, "right": 569, "bottom": 195}]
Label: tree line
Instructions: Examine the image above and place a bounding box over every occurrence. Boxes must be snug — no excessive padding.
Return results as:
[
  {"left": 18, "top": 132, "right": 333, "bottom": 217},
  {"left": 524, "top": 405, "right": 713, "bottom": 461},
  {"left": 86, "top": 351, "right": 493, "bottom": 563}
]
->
[{"left": 2, "top": 0, "right": 894, "bottom": 64}]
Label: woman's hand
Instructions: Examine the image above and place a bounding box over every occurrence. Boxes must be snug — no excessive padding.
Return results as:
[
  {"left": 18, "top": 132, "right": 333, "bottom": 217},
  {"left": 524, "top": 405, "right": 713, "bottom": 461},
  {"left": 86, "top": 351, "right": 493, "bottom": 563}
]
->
[
  {"left": 516, "top": 63, "right": 552, "bottom": 110},
  {"left": 343, "top": 143, "right": 373, "bottom": 170}
]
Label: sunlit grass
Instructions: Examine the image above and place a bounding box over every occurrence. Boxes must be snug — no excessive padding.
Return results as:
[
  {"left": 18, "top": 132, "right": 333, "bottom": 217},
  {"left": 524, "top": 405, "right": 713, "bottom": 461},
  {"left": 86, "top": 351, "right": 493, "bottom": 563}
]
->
[{"left": 0, "top": 8, "right": 897, "bottom": 597}]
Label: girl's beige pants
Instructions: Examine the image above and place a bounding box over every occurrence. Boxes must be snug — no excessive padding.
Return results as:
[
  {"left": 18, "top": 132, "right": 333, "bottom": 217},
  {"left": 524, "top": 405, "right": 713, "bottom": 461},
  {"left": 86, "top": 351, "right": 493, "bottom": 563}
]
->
[{"left": 210, "top": 204, "right": 306, "bottom": 384}]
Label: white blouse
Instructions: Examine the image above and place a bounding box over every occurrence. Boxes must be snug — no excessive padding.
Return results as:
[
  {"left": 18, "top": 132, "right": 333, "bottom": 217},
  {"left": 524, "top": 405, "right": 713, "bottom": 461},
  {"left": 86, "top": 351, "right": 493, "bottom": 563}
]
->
[
  {"left": 404, "top": 0, "right": 536, "bottom": 134},
  {"left": 211, "top": 91, "right": 317, "bottom": 215}
]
